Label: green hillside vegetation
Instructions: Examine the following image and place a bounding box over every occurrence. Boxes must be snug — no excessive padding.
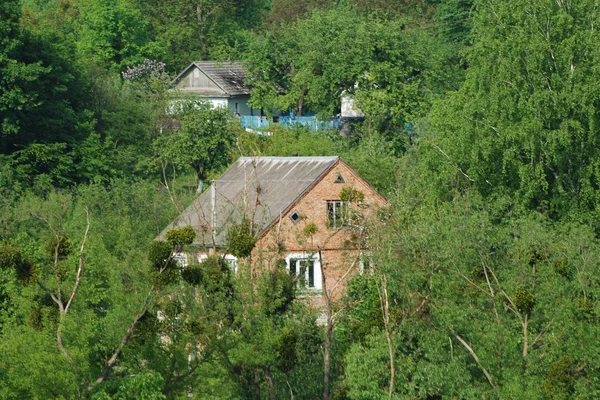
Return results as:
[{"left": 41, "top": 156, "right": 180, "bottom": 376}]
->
[{"left": 2, "top": 0, "right": 600, "bottom": 398}]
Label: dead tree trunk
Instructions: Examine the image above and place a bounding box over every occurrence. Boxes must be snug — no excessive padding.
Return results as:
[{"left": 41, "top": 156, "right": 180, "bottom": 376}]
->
[{"left": 377, "top": 273, "right": 395, "bottom": 399}]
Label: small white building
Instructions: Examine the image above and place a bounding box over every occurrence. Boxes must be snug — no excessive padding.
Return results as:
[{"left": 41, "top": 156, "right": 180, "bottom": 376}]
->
[
  {"left": 171, "top": 61, "right": 261, "bottom": 116},
  {"left": 341, "top": 95, "right": 364, "bottom": 119}
]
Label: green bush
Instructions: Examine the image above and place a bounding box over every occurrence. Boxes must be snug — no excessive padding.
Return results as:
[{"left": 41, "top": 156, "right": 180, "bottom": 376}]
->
[
  {"left": 260, "top": 268, "right": 296, "bottom": 316},
  {"left": 181, "top": 264, "right": 202, "bottom": 286},
  {"left": 544, "top": 356, "right": 575, "bottom": 399},
  {"left": 16, "top": 259, "right": 38, "bottom": 285},
  {"left": 515, "top": 286, "right": 535, "bottom": 315},
  {"left": 303, "top": 222, "right": 318, "bottom": 237},
  {"left": 165, "top": 226, "right": 196, "bottom": 248},
  {"left": 228, "top": 218, "right": 256, "bottom": 258},
  {"left": 575, "top": 296, "right": 595, "bottom": 321},
  {"left": 45, "top": 235, "right": 73, "bottom": 260},
  {"left": 150, "top": 267, "right": 180, "bottom": 288},
  {"left": 0, "top": 244, "right": 21, "bottom": 269},
  {"left": 340, "top": 187, "right": 364, "bottom": 203},
  {"left": 182, "top": 256, "right": 231, "bottom": 292},
  {"left": 553, "top": 258, "right": 572, "bottom": 279},
  {"left": 0, "top": 244, "right": 38, "bottom": 284},
  {"left": 148, "top": 241, "right": 175, "bottom": 271},
  {"left": 201, "top": 256, "right": 230, "bottom": 289}
]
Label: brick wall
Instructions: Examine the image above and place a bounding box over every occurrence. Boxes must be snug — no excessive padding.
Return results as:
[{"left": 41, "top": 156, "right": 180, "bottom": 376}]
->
[{"left": 252, "top": 160, "right": 387, "bottom": 303}]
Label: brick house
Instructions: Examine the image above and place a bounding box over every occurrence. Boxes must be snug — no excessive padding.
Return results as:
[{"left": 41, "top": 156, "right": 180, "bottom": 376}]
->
[{"left": 158, "top": 156, "right": 387, "bottom": 301}]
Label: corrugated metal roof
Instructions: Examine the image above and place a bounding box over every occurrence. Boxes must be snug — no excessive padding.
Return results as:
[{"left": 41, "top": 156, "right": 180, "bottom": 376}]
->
[
  {"left": 172, "top": 61, "right": 251, "bottom": 96},
  {"left": 157, "top": 156, "right": 339, "bottom": 248}
]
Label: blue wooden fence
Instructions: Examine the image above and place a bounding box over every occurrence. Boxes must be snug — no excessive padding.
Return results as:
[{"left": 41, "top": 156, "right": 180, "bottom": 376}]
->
[{"left": 238, "top": 114, "right": 341, "bottom": 131}]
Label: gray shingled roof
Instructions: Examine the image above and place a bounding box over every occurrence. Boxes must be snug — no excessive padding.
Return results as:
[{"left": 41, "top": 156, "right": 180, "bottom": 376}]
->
[
  {"left": 173, "top": 61, "right": 251, "bottom": 96},
  {"left": 157, "top": 156, "right": 340, "bottom": 248}
]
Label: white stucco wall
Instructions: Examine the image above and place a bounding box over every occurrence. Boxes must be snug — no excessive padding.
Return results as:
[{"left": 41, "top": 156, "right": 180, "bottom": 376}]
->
[
  {"left": 194, "top": 95, "right": 260, "bottom": 116},
  {"left": 206, "top": 97, "right": 228, "bottom": 109},
  {"left": 227, "top": 95, "right": 261, "bottom": 116},
  {"left": 169, "top": 95, "right": 260, "bottom": 117},
  {"left": 341, "top": 95, "right": 364, "bottom": 118}
]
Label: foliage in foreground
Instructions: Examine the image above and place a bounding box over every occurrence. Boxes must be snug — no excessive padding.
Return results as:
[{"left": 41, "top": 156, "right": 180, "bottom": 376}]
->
[
  {"left": 340, "top": 190, "right": 600, "bottom": 399},
  {"left": 0, "top": 184, "right": 325, "bottom": 399}
]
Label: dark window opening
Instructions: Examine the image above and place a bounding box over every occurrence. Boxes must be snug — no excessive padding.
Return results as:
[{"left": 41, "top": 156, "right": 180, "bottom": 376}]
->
[{"left": 289, "top": 210, "right": 301, "bottom": 224}]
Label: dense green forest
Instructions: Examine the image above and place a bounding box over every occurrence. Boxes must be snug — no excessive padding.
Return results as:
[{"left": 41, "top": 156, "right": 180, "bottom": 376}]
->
[{"left": 2, "top": 0, "right": 600, "bottom": 398}]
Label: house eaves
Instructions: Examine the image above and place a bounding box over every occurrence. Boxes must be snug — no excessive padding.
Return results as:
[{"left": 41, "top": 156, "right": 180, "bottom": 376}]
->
[
  {"left": 157, "top": 156, "right": 340, "bottom": 248},
  {"left": 171, "top": 61, "right": 251, "bottom": 97}
]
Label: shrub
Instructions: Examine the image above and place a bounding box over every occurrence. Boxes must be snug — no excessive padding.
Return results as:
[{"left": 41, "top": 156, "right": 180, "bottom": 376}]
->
[
  {"left": 260, "top": 268, "right": 296, "bottom": 316},
  {"left": 544, "top": 356, "right": 575, "bottom": 399},
  {"left": 515, "top": 286, "right": 535, "bottom": 315},
  {"left": 182, "top": 256, "right": 230, "bottom": 292},
  {"left": 200, "top": 256, "right": 230, "bottom": 288},
  {"left": 303, "top": 222, "right": 318, "bottom": 237},
  {"left": 165, "top": 226, "right": 196, "bottom": 249},
  {"left": 0, "top": 244, "right": 38, "bottom": 285},
  {"left": 340, "top": 186, "right": 364, "bottom": 203},
  {"left": 148, "top": 241, "right": 175, "bottom": 271},
  {"left": 16, "top": 259, "right": 38, "bottom": 285},
  {"left": 45, "top": 235, "right": 73, "bottom": 260},
  {"left": 228, "top": 217, "right": 256, "bottom": 258},
  {"left": 181, "top": 264, "right": 202, "bottom": 286},
  {"left": 0, "top": 244, "right": 21, "bottom": 269}
]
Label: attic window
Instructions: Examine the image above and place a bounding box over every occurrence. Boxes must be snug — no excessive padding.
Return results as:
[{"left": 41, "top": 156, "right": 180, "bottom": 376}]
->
[
  {"left": 327, "top": 200, "right": 348, "bottom": 228},
  {"left": 289, "top": 210, "right": 301, "bottom": 224},
  {"left": 334, "top": 172, "right": 345, "bottom": 183}
]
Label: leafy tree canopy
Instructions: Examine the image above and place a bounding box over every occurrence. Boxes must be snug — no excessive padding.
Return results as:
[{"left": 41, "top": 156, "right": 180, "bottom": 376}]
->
[
  {"left": 154, "top": 98, "right": 236, "bottom": 189},
  {"left": 425, "top": 0, "right": 600, "bottom": 223}
]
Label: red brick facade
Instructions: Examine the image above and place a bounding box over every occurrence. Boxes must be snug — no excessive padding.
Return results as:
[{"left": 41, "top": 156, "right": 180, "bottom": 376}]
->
[{"left": 252, "top": 159, "right": 387, "bottom": 302}]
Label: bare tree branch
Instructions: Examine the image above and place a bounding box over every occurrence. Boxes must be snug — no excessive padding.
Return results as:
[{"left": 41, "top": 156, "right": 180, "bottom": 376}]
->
[
  {"left": 487, "top": 267, "right": 524, "bottom": 324},
  {"left": 430, "top": 143, "right": 475, "bottom": 182},
  {"left": 454, "top": 267, "right": 489, "bottom": 296},
  {"left": 56, "top": 314, "right": 74, "bottom": 365},
  {"left": 376, "top": 273, "right": 395, "bottom": 399},
  {"left": 530, "top": 322, "right": 552, "bottom": 350},
  {"left": 285, "top": 379, "right": 295, "bottom": 400},
  {"left": 65, "top": 208, "right": 90, "bottom": 314},
  {"left": 161, "top": 160, "right": 182, "bottom": 214},
  {"left": 91, "top": 289, "right": 154, "bottom": 389},
  {"left": 449, "top": 327, "right": 495, "bottom": 388},
  {"left": 479, "top": 254, "right": 495, "bottom": 297},
  {"left": 318, "top": 248, "right": 333, "bottom": 400},
  {"left": 37, "top": 281, "right": 61, "bottom": 307},
  {"left": 329, "top": 249, "right": 361, "bottom": 296}
]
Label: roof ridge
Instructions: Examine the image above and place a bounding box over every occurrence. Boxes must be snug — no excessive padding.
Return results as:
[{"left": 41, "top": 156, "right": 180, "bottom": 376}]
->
[
  {"left": 192, "top": 60, "right": 243, "bottom": 64},
  {"left": 238, "top": 156, "right": 339, "bottom": 160}
]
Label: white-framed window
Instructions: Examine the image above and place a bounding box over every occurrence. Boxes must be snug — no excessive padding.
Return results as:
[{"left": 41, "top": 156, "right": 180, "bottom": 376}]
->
[
  {"left": 172, "top": 252, "right": 188, "bottom": 268},
  {"left": 286, "top": 253, "right": 322, "bottom": 290},
  {"left": 327, "top": 200, "right": 349, "bottom": 228},
  {"left": 224, "top": 254, "right": 238, "bottom": 274},
  {"left": 359, "top": 253, "right": 374, "bottom": 275}
]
